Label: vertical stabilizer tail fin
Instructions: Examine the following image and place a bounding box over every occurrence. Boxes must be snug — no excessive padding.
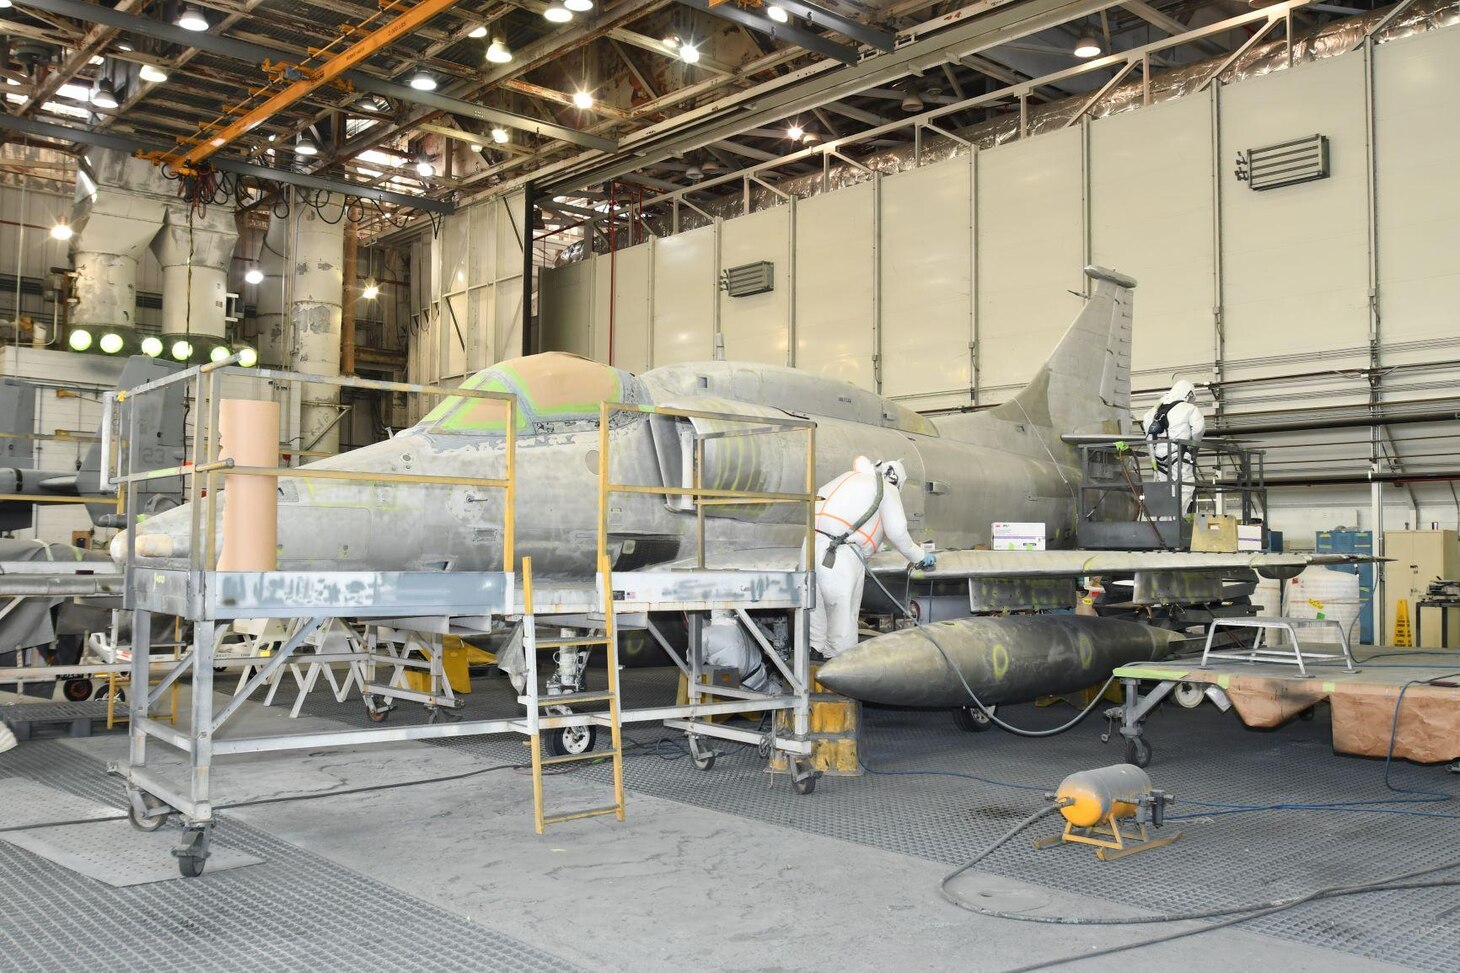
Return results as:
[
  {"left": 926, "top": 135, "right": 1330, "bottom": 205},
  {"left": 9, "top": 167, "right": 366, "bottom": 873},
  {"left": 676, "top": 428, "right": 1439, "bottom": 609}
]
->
[{"left": 993, "top": 266, "right": 1135, "bottom": 437}]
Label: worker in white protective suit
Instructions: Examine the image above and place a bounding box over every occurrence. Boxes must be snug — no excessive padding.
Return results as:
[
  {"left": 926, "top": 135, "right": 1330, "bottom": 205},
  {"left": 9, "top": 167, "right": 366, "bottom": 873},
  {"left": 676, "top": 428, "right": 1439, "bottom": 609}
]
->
[
  {"left": 811, "top": 456, "right": 934, "bottom": 660},
  {"left": 704, "top": 609, "right": 783, "bottom": 695},
  {"left": 1141, "top": 379, "right": 1206, "bottom": 513}
]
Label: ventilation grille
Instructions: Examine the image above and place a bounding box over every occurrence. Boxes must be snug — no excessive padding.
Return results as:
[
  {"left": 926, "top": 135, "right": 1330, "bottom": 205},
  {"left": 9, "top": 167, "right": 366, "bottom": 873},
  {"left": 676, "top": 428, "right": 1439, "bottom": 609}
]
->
[
  {"left": 1237, "top": 134, "right": 1330, "bottom": 191},
  {"left": 720, "top": 261, "right": 774, "bottom": 297}
]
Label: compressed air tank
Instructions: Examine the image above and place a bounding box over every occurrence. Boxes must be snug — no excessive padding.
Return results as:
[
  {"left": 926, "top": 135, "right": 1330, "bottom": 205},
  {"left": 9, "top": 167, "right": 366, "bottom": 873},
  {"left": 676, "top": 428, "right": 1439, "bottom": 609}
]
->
[{"left": 1055, "top": 765, "right": 1154, "bottom": 828}]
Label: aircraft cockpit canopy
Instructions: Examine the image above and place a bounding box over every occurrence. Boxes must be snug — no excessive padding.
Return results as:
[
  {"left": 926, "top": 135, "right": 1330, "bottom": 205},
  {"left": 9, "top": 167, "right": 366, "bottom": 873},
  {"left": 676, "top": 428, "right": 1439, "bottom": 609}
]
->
[{"left": 416, "top": 353, "right": 646, "bottom": 436}]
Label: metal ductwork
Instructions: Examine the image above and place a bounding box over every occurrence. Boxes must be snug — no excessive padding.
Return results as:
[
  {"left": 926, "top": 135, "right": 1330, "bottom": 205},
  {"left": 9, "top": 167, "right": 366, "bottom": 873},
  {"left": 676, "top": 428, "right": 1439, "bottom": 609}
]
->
[
  {"left": 150, "top": 204, "right": 238, "bottom": 358},
  {"left": 286, "top": 192, "right": 345, "bottom": 456},
  {"left": 254, "top": 211, "right": 289, "bottom": 368},
  {"left": 68, "top": 149, "right": 169, "bottom": 347}
]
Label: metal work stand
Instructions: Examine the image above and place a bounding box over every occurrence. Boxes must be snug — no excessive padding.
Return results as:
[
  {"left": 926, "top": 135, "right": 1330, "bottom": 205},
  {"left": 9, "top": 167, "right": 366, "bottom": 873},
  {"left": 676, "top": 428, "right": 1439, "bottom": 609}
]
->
[{"left": 1200, "top": 615, "right": 1358, "bottom": 676}]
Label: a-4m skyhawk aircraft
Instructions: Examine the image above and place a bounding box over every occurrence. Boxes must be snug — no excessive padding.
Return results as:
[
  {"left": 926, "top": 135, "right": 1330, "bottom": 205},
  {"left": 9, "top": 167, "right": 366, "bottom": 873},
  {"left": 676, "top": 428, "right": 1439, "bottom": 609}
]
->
[{"left": 114, "top": 266, "right": 1367, "bottom": 720}]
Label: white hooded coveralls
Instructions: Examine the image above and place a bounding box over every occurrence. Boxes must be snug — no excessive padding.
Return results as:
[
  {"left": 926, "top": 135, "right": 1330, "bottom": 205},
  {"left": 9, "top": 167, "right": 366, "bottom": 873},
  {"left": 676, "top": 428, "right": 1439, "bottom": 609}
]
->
[
  {"left": 810, "top": 456, "right": 926, "bottom": 658},
  {"left": 1142, "top": 380, "right": 1205, "bottom": 512}
]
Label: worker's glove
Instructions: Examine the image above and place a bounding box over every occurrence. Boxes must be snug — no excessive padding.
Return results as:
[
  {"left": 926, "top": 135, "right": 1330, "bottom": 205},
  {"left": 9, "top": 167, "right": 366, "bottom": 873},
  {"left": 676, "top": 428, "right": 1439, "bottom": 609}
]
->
[{"left": 916, "top": 553, "right": 936, "bottom": 571}]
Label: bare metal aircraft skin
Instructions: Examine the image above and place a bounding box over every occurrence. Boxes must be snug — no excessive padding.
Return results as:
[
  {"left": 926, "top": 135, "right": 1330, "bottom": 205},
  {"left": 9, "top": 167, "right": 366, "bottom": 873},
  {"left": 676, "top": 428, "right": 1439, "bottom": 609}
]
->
[
  {"left": 118, "top": 266, "right": 1137, "bottom": 574},
  {"left": 113, "top": 267, "right": 1364, "bottom": 706}
]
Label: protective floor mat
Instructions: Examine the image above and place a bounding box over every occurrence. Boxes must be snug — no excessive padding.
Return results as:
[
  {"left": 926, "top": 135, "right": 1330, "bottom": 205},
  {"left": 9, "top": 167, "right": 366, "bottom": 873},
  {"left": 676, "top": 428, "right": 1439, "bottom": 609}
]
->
[
  {"left": 2, "top": 819, "right": 262, "bottom": 887},
  {"left": 0, "top": 778, "right": 118, "bottom": 829}
]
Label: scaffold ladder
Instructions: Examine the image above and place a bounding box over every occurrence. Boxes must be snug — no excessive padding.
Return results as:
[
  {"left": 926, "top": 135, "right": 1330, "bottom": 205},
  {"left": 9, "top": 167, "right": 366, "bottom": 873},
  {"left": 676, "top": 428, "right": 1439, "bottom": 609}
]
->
[{"left": 521, "top": 555, "right": 627, "bottom": 834}]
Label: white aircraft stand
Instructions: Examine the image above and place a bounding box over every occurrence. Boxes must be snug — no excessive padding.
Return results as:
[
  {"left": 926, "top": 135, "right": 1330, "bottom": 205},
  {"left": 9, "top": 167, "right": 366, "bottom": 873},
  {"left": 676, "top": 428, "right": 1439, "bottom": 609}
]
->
[{"left": 111, "top": 362, "right": 817, "bottom": 876}]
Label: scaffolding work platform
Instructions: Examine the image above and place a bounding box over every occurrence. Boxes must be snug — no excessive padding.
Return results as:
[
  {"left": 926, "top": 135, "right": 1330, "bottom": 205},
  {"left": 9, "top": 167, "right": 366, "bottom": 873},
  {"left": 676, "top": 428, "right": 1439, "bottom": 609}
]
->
[
  {"left": 111, "top": 362, "right": 818, "bottom": 876},
  {"left": 1107, "top": 649, "right": 1460, "bottom": 770}
]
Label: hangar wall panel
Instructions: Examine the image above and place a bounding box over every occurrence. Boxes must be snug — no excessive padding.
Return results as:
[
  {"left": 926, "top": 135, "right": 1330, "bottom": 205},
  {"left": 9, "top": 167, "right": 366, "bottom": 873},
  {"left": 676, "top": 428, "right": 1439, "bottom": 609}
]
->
[
  {"left": 879, "top": 157, "right": 972, "bottom": 408},
  {"left": 718, "top": 207, "right": 791, "bottom": 364},
  {"left": 1090, "top": 93, "right": 1216, "bottom": 383},
  {"left": 1373, "top": 26, "right": 1460, "bottom": 366},
  {"left": 652, "top": 224, "right": 717, "bottom": 366},
  {"left": 976, "top": 126, "right": 1085, "bottom": 398},
  {"left": 1218, "top": 55, "right": 1371, "bottom": 379},
  {"left": 538, "top": 261, "right": 592, "bottom": 358},
  {"left": 793, "top": 184, "right": 875, "bottom": 388},
  {"left": 606, "top": 245, "right": 653, "bottom": 373}
]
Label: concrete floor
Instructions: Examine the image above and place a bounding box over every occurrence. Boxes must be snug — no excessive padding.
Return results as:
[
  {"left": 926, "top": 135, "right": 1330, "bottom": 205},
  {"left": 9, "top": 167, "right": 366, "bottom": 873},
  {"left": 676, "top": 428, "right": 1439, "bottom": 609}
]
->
[{"left": 0, "top": 685, "right": 1433, "bottom": 973}]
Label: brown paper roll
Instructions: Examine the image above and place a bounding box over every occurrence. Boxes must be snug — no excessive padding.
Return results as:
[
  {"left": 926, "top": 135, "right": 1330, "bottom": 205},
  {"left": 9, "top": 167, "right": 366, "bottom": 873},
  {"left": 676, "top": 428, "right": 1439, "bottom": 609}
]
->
[{"left": 217, "top": 398, "right": 280, "bottom": 571}]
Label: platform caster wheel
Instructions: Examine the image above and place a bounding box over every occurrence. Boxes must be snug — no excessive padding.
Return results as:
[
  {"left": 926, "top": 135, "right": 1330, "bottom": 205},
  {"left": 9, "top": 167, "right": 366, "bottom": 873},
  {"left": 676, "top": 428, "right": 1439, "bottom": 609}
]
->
[
  {"left": 952, "top": 705, "right": 995, "bottom": 732},
  {"left": 689, "top": 738, "right": 716, "bottom": 771},
  {"left": 1173, "top": 683, "right": 1205, "bottom": 709},
  {"left": 173, "top": 830, "right": 210, "bottom": 879},
  {"left": 547, "top": 724, "right": 598, "bottom": 758},
  {"left": 1124, "top": 736, "right": 1152, "bottom": 769},
  {"left": 791, "top": 761, "right": 820, "bottom": 795},
  {"left": 128, "top": 793, "right": 168, "bottom": 833},
  {"left": 63, "top": 678, "right": 93, "bottom": 702},
  {"left": 364, "top": 696, "right": 392, "bottom": 723},
  {"left": 1298, "top": 707, "right": 1316, "bottom": 722}
]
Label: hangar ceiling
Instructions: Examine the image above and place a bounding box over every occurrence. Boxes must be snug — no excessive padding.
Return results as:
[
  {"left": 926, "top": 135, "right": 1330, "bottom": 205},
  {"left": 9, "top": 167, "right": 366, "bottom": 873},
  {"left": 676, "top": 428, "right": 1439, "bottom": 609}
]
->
[{"left": 0, "top": 0, "right": 1411, "bottom": 223}]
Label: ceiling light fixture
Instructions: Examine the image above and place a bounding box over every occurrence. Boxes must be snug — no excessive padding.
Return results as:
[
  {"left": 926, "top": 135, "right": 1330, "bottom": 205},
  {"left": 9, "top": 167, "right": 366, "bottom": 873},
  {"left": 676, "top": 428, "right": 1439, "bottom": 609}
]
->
[
  {"left": 362, "top": 279, "right": 380, "bottom": 300},
  {"left": 485, "top": 37, "right": 513, "bottom": 63},
  {"left": 415, "top": 153, "right": 434, "bottom": 178},
  {"left": 89, "top": 78, "right": 119, "bottom": 110},
  {"left": 295, "top": 133, "right": 319, "bottom": 156},
  {"left": 543, "top": 4, "right": 572, "bottom": 22},
  {"left": 176, "top": 5, "right": 210, "bottom": 31},
  {"left": 50, "top": 221, "right": 73, "bottom": 241},
  {"left": 139, "top": 63, "right": 168, "bottom": 83},
  {"left": 244, "top": 267, "right": 264, "bottom": 285},
  {"left": 766, "top": 4, "right": 789, "bottom": 23},
  {"left": 787, "top": 123, "right": 803, "bottom": 140},
  {"left": 678, "top": 41, "right": 700, "bottom": 64},
  {"left": 1073, "top": 32, "right": 1101, "bottom": 57},
  {"left": 491, "top": 126, "right": 509, "bottom": 143},
  {"left": 469, "top": 142, "right": 485, "bottom": 153},
  {"left": 572, "top": 90, "right": 593, "bottom": 110},
  {"left": 467, "top": 23, "right": 488, "bottom": 38},
  {"left": 408, "top": 69, "right": 437, "bottom": 91},
  {"left": 900, "top": 88, "right": 924, "bottom": 113}
]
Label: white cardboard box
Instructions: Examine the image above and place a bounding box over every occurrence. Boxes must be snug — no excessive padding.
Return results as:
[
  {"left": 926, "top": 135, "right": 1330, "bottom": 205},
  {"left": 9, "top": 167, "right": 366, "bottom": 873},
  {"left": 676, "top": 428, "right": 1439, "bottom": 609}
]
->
[
  {"left": 1237, "top": 523, "right": 1264, "bottom": 552},
  {"left": 993, "top": 521, "right": 1047, "bottom": 551}
]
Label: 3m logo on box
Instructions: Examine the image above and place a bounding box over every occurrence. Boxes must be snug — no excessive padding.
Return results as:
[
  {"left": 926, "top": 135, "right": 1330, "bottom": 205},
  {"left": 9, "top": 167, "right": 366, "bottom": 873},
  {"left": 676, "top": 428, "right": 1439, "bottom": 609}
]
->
[{"left": 992, "top": 522, "right": 1046, "bottom": 551}]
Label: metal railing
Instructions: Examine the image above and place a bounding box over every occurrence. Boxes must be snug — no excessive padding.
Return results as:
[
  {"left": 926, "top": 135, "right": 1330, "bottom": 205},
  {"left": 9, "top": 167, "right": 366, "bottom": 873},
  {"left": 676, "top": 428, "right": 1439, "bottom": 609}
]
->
[
  {"left": 595, "top": 401, "right": 817, "bottom": 572},
  {"left": 108, "top": 355, "right": 518, "bottom": 579}
]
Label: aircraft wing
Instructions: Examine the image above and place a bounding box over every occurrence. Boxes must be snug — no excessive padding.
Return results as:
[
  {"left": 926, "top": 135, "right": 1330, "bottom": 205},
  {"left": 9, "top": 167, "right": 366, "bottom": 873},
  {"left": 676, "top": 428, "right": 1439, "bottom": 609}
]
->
[{"left": 867, "top": 548, "right": 1377, "bottom": 581}]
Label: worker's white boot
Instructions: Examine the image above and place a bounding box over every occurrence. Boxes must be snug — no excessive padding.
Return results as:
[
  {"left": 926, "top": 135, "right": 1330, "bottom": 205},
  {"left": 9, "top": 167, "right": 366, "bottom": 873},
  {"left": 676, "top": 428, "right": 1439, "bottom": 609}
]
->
[{"left": 0, "top": 722, "right": 17, "bottom": 754}]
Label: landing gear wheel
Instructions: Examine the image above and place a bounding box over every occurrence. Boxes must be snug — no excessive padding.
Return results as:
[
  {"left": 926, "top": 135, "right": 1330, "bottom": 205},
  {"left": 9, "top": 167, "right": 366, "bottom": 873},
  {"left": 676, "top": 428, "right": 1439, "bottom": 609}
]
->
[
  {"left": 547, "top": 724, "right": 598, "bottom": 757},
  {"left": 1124, "top": 736, "right": 1152, "bottom": 769},
  {"left": 952, "top": 705, "right": 995, "bottom": 732},
  {"left": 63, "top": 678, "right": 93, "bottom": 702},
  {"left": 127, "top": 792, "right": 168, "bottom": 832},
  {"left": 688, "top": 737, "right": 716, "bottom": 771},
  {"left": 173, "top": 829, "right": 210, "bottom": 879}
]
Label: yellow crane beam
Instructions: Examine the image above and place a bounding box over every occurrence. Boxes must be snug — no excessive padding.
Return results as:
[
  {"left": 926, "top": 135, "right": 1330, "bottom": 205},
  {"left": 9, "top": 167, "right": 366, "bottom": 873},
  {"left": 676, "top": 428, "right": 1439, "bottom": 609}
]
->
[{"left": 169, "top": 0, "right": 462, "bottom": 171}]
